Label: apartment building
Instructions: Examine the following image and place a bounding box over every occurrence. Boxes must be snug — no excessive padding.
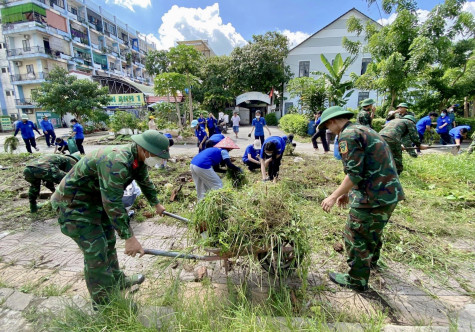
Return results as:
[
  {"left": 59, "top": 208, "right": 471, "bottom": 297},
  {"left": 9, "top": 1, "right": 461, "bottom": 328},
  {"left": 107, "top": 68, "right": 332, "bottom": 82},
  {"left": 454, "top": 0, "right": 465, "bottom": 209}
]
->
[
  {"left": 0, "top": 25, "right": 16, "bottom": 117},
  {"left": 0, "top": 0, "right": 156, "bottom": 121}
]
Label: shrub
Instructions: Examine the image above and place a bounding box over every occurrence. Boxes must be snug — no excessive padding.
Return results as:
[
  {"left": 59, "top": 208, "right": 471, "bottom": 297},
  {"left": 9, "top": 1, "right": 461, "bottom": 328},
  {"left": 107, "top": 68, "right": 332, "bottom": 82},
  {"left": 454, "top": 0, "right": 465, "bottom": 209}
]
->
[
  {"left": 265, "top": 112, "right": 278, "bottom": 126},
  {"left": 279, "top": 114, "right": 308, "bottom": 136},
  {"left": 371, "top": 118, "right": 386, "bottom": 133},
  {"left": 108, "top": 111, "right": 139, "bottom": 132}
]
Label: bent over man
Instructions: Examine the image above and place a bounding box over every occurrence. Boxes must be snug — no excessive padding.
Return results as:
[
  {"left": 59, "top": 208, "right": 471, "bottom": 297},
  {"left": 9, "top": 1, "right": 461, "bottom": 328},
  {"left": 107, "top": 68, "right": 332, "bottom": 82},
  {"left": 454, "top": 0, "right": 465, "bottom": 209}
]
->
[
  {"left": 319, "top": 106, "right": 405, "bottom": 291},
  {"left": 51, "top": 130, "right": 170, "bottom": 305}
]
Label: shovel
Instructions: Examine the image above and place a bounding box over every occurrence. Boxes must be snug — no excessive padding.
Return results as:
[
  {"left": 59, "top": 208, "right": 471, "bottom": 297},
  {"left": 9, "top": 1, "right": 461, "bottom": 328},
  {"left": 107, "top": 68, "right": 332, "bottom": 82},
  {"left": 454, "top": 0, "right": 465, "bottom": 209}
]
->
[
  {"left": 405, "top": 144, "right": 459, "bottom": 155},
  {"left": 163, "top": 211, "right": 191, "bottom": 224}
]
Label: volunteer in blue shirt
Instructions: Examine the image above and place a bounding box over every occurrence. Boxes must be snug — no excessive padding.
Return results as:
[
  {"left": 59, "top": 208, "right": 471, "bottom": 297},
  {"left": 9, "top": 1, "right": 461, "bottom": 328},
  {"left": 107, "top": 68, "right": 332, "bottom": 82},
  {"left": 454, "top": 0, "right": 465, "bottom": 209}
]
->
[
  {"left": 248, "top": 110, "right": 271, "bottom": 145},
  {"left": 40, "top": 115, "right": 56, "bottom": 147},
  {"left": 449, "top": 125, "right": 471, "bottom": 146},
  {"left": 192, "top": 120, "right": 207, "bottom": 152},
  {"left": 242, "top": 139, "right": 261, "bottom": 171},
  {"left": 311, "top": 111, "right": 329, "bottom": 152},
  {"left": 205, "top": 134, "right": 225, "bottom": 149},
  {"left": 436, "top": 110, "right": 451, "bottom": 145},
  {"left": 14, "top": 114, "right": 42, "bottom": 153},
  {"left": 70, "top": 118, "right": 85, "bottom": 154},
  {"left": 190, "top": 137, "right": 241, "bottom": 201},
  {"left": 198, "top": 114, "right": 206, "bottom": 130},
  {"left": 206, "top": 113, "right": 218, "bottom": 137},
  {"left": 416, "top": 112, "right": 438, "bottom": 143},
  {"left": 260, "top": 136, "right": 286, "bottom": 182},
  {"left": 54, "top": 138, "right": 69, "bottom": 154}
]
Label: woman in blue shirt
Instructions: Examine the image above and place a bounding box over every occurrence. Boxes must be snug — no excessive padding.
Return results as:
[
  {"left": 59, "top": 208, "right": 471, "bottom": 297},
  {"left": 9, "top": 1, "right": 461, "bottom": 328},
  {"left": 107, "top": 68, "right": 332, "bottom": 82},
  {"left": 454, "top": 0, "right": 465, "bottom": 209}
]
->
[
  {"left": 260, "top": 136, "right": 286, "bottom": 182},
  {"left": 248, "top": 110, "right": 271, "bottom": 145},
  {"left": 436, "top": 110, "right": 451, "bottom": 145},
  {"left": 14, "top": 114, "right": 42, "bottom": 153},
  {"left": 242, "top": 139, "right": 261, "bottom": 171},
  {"left": 206, "top": 113, "right": 217, "bottom": 137},
  {"left": 70, "top": 119, "right": 85, "bottom": 154}
]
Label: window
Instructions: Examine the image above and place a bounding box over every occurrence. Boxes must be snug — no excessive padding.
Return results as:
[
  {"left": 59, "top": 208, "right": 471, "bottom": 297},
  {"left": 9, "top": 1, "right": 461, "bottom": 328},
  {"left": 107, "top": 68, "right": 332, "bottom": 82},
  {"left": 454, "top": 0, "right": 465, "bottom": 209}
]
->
[
  {"left": 358, "top": 92, "right": 369, "bottom": 105},
  {"left": 361, "top": 58, "right": 372, "bottom": 75},
  {"left": 22, "top": 40, "right": 31, "bottom": 52},
  {"left": 1, "top": 68, "right": 6, "bottom": 73},
  {"left": 284, "top": 102, "right": 294, "bottom": 115},
  {"left": 299, "top": 61, "right": 310, "bottom": 77},
  {"left": 5, "top": 90, "right": 14, "bottom": 96},
  {"left": 26, "top": 65, "right": 34, "bottom": 74}
]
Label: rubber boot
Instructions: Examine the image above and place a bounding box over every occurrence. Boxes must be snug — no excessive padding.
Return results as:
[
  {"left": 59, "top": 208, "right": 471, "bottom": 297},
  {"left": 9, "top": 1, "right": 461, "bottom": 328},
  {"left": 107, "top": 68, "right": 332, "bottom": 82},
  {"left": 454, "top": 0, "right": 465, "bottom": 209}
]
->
[
  {"left": 328, "top": 272, "right": 368, "bottom": 292},
  {"left": 30, "top": 201, "right": 38, "bottom": 213},
  {"left": 119, "top": 274, "right": 145, "bottom": 290}
]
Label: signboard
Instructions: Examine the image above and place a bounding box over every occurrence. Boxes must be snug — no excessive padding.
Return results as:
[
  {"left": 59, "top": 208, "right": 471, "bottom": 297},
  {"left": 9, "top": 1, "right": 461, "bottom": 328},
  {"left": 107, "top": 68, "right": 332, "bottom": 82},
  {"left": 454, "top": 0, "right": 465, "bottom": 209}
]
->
[
  {"left": 35, "top": 111, "right": 61, "bottom": 128},
  {"left": 108, "top": 93, "right": 145, "bottom": 108},
  {"left": 0, "top": 116, "right": 13, "bottom": 131},
  {"left": 236, "top": 91, "right": 271, "bottom": 105}
]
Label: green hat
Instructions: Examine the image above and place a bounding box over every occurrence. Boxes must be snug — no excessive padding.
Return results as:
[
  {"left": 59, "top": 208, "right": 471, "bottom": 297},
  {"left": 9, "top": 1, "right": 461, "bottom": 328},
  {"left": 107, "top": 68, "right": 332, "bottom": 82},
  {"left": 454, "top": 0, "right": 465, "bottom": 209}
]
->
[
  {"left": 397, "top": 102, "right": 409, "bottom": 108},
  {"left": 403, "top": 115, "right": 416, "bottom": 123},
  {"left": 361, "top": 98, "right": 375, "bottom": 107},
  {"left": 131, "top": 130, "right": 170, "bottom": 159},
  {"left": 67, "top": 152, "right": 82, "bottom": 162},
  {"left": 21, "top": 114, "right": 29, "bottom": 120},
  {"left": 318, "top": 106, "right": 354, "bottom": 130}
]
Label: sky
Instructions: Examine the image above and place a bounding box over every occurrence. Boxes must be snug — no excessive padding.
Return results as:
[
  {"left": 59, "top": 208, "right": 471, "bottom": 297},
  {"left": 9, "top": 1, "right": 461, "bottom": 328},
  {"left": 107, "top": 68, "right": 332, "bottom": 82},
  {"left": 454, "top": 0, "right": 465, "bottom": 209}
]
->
[{"left": 91, "top": 0, "right": 475, "bottom": 55}]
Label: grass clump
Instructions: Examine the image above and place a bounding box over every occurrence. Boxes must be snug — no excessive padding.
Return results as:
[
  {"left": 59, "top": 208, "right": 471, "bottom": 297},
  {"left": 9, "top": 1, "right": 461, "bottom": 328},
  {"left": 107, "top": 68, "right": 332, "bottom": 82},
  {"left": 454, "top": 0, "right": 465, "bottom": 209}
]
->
[
  {"left": 225, "top": 168, "right": 248, "bottom": 188},
  {"left": 4, "top": 136, "right": 19, "bottom": 153}
]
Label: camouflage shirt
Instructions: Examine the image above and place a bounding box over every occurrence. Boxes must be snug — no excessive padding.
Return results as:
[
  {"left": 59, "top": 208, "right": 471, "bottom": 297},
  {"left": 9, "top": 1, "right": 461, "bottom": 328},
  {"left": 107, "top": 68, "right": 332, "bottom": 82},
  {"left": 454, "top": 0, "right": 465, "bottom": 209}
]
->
[
  {"left": 356, "top": 110, "right": 372, "bottom": 127},
  {"left": 379, "top": 119, "right": 421, "bottom": 146},
  {"left": 395, "top": 111, "right": 415, "bottom": 119},
  {"left": 51, "top": 143, "right": 159, "bottom": 239},
  {"left": 26, "top": 154, "right": 76, "bottom": 179},
  {"left": 338, "top": 122, "right": 405, "bottom": 208}
]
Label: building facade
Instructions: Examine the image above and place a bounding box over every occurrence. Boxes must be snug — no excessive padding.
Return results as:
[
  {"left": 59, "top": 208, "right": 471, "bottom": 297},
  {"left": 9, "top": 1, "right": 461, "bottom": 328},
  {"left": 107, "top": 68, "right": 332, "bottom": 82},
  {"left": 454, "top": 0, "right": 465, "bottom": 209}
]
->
[
  {"left": 283, "top": 8, "right": 379, "bottom": 114},
  {"left": 176, "top": 40, "right": 215, "bottom": 58},
  {"left": 0, "top": 25, "right": 16, "bottom": 117},
  {"left": 0, "top": 0, "right": 156, "bottom": 122}
]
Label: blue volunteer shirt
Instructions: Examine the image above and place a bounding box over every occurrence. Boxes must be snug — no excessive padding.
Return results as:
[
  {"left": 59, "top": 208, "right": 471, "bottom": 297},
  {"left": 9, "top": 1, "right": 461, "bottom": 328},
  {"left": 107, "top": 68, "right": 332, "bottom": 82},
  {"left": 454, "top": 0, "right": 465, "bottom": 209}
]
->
[
  {"left": 436, "top": 116, "right": 450, "bottom": 134},
  {"left": 252, "top": 117, "right": 267, "bottom": 136},
  {"left": 73, "top": 123, "right": 84, "bottom": 139},
  {"left": 416, "top": 116, "right": 432, "bottom": 135},
  {"left": 191, "top": 147, "right": 229, "bottom": 169},
  {"left": 449, "top": 125, "right": 471, "bottom": 139},
  {"left": 40, "top": 119, "right": 54, "bottom": 132},
  {"left": 15, "top": 121, "right": 38, "bottom": 139},
  {"left": 207, "top": 117, "right": 216, "bottom": 129},
  {"left": 208, "top": 134, "right": 225, "bottom": 143},
  {"left": 195, "top": 128, "right": 207, "bottom": 143},
  {"left": 198, "top": 117, "right": 206, "bottom": 129},
  {"left": 260, "top": 136, "right": 286, "bottom": 158},
  {"left": 242, "top": 144, "right": 258, "bottom": 163},
  {"left": 55, "top": 139, "right": 68, "bottom": 147},
  {"left": 163, "top": 133, "right": 172, "bottom": 139}
]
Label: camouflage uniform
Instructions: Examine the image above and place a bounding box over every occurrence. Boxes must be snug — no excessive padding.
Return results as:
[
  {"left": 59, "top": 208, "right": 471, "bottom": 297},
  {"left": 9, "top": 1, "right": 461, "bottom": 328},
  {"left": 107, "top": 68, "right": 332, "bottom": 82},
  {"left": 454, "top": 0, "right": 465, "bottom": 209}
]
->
[
  {"left": 51, "top": 143, "right": 160, "bottom": 304},
  {"left": 379, "top": 118, "right": 421, "bottom": 175},
  {"left": 24, "top": 154, "right": 76, "bottom": 206},
  {"left": 395, "top": 112, "right": 417, "bottom": 157},
  {"left": 338, "top": 122, "right": 405, "bottom": 288},
  {"left": 356, "top": 110, "right": 372, "bottom": 128}
]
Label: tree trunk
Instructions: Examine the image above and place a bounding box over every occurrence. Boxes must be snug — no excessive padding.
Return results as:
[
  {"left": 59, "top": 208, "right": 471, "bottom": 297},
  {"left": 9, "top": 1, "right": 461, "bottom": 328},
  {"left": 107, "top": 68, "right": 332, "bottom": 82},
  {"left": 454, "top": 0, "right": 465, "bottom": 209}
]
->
[
  {"left": 189, "top": 88, "right": 193, "bottom": 124},
  {"left": 463, "top": 97, "right": 468, "bottom": 118},
  {"left": 174, "top": 94, "right": 182, "bottom": 129},
  {"left": 472, "top": 96, "right": 475, "bottom": 118},
  {"left": 389, "top": 91, "right": 396, "bottom": 111}
]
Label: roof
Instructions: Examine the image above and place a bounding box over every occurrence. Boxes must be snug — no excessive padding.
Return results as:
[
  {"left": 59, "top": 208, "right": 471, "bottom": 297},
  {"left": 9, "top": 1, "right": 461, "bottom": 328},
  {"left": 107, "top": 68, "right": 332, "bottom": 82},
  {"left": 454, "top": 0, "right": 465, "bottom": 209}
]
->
[
  {"left": 147, "top": 95, "right": 184, "bottom": 105},
  {"left": 123, "top": 78, "right": 155, "bottom": 96},
  {"left": 289, "top": 8, "right": 382, "bottom": 52}
]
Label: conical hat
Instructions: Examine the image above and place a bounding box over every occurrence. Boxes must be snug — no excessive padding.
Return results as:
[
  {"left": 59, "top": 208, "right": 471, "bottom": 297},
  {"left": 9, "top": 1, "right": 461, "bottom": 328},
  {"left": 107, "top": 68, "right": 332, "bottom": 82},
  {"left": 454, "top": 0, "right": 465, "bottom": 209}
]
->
[{"left": 214, "top": 137, "right": 239, "bottom": 149}]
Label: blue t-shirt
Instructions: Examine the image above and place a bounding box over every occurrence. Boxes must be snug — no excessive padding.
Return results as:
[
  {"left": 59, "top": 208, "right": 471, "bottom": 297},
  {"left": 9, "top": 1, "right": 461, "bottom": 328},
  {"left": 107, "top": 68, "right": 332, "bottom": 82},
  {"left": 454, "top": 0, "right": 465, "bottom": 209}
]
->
[
  {"left": 73, "top": 123, "right": 84, "bottom": 139},
  {"left": 242, "top": 145, "right": 258, "bottom": 163},
  {"left": 436, "top": 116, "right": 450, "bottom": 134},
  {"left": 163, "top": 133, "right": 172, "bottom": 139},
  {"left": 260, "top": 136, "right": 286, "bottom": 158},
  {"left": 252, "top": 117, "right": 267, "bottom": 136},
  {"left": 40, "top": 119, "right": 54, "bottom": 132},
  {"left": 191, "top": 147, "right": 229, "bottom": 169},
  {"left": 207, "top": 117, "right": 216, "bottom": 129},
  {"left": 416, "top": 116, "right": 432, "bottom": 135},
  {"left": 198, "top": 118, "right": 206, "bottom": 129},
  {"left": 195, "top": 128, "right": 207, "bottom": 143},
  {"left": 208, "top": 134, "right": 225, "bottom": 143},
  {"left": 15, "top": 121, "right": 37, "bottom": 139},
  {"left": 55, "top": 139, "right": 68, "bottom": 147},
  {"left": 449, "top": 125, "right": 471, "bottom": 139}
]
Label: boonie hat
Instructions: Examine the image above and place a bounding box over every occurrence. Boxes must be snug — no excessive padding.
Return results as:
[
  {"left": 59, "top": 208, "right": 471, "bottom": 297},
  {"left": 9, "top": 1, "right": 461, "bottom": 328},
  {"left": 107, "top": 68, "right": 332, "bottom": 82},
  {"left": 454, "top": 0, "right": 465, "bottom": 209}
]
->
[
  {"left": 191, "top": 120, "right": 199, "bottom": 128},
  {"left": 21, "top": 114, "right": 29, "bottom": 120},
  {"left": 67, "top": 152, "right": 82, "bottom": 162},
  {"left": 253, "top": 139, "right": 261, "bottom": 150},
  {"left": 318, "top": 106, "right": 354, "bottom": 130},
  {"left": 131, "top": 130, "right": 170, "bottom": 159},
  {"left": 397, "top": 102, "right": 409, "bottom": 108},
  {"left": 214, "top": 137, "right": 239, "bottom": 150},
  {"left": 361, "top": 98, "right": 375, "bottom": 107}
]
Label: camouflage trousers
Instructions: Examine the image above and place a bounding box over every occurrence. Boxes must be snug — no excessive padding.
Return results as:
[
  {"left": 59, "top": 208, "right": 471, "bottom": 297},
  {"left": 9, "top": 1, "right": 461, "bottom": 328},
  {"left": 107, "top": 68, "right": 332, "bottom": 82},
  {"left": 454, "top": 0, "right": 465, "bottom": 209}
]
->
[
  {"left": 23, "top": 167, "right": 58, "bottom": 203},
  {"left": 344, "top": 203, "right": 397, "bottom": 288},
  {"left": 382, "top": 136, "right": 403, "bottom": 175},
  {"left": 467, "top": 140, "right": 475, "bottom": 155},
  {"left": 57, "top": 203, "right": 125, "bottom": 304}
]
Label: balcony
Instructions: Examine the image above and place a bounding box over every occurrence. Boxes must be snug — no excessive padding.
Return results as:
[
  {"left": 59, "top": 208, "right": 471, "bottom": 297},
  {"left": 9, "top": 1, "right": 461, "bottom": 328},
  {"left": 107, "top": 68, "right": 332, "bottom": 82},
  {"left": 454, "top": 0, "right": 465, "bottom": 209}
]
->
[
  {"left": 2, "top": 0, "right": 46, "bottom": 4},
  {"left": 15, "top": 98, "right": 37, "bottom": 108},
  {"left": 10, "top": 72, "right": 49, "bottom": 83},
  {"left": 2, "top": 20, "right": 47, "bottom": 35},
  {"left": 7, "top": 46, "right": 47, "bottom": 58}
]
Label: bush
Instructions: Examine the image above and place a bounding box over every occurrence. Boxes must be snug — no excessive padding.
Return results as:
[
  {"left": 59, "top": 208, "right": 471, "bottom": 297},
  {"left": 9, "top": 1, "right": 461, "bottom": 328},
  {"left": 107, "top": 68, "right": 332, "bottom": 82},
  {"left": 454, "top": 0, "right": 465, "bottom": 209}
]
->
[
  {"left": 108, "top": 111, "right": 139, "bottom": 132},
  {"left": 279, "top": 114, "right": 308, "bottom": 136},
  {"left": 371, "top": 118, "right": 386, "bottom": 133},
  {"left": 265, "top": 112, "right": 278, "bottom": 126}
]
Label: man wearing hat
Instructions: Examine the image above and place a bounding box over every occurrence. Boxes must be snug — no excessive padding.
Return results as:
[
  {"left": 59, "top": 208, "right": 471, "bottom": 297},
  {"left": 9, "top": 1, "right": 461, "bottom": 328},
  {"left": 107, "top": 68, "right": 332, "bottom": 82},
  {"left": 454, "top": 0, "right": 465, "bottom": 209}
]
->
[
  {"left": 40, "top": 115, "right": 56, "bottom": 148},
  {"left": 51, "top": 130, "right": 170, "bottom": 306},
  {"left": 357, "top": 98, "right": 376, "bottom": 128},
  {"left": 14, "top": 114, "right": 42, "bottom": 153},
  {"left": 395, "top": 103, "right": 418, "bottom": 158},
  {"left": 190, "top": 137, "right": 241, "bottom": 200},
  {"left": 242, "top": 139, "right": 262, "bottom": 171},
  {"left": 379, "top": 115, "right": 427, "bottom": 174},
  {"left": 318, "top": 106, "right": 405, "bottom": 291},
  {"left": 24, "top": 152, "right": 81, "bottom": 213}
]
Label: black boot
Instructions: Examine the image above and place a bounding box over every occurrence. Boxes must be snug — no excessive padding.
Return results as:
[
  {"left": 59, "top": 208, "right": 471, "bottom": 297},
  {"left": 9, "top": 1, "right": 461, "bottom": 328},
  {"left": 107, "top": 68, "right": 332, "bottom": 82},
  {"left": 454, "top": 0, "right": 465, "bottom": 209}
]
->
[{"left": 30, "top": 201, "right": 38, "bottom": 213}]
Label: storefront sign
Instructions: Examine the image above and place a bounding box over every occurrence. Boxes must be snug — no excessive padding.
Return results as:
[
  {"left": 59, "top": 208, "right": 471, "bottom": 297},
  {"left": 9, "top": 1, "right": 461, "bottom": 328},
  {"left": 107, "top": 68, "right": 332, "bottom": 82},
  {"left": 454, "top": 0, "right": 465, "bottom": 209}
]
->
[
  {"left": 0, "top": 117, "right": 13, "bottom": 131},
  {"left": 108, "top": 93, "right": 145, "bottom": 108},
  {"left": 36, "top": 111, "right": 61, "bottom": 128}
]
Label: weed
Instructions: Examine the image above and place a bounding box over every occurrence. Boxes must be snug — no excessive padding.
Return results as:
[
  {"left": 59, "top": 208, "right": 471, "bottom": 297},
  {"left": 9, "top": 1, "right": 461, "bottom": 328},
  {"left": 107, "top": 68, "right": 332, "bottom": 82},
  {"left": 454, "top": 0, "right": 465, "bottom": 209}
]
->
[{"left": 37, "top": 284, "right": 72, "bottom": 297}]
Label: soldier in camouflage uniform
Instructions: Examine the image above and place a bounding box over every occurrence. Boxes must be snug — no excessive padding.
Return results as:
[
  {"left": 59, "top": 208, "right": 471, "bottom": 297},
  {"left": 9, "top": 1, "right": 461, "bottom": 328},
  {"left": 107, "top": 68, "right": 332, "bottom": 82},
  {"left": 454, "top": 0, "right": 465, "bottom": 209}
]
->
[
  {"left": 318, "top": 106, "right": 405, "bottom": 291},
  {"left": 24, "top": 152, "right": 81, "bottom": 213},
  {"left": 356, "top": 98, "right": 376, "bottom": 128},
  {"left": 51, "top": 130, "right": 170, "bottom": 305},
  {"left": 380, "top": 115, "right": 428, "bottom": 175},
  {"left": 394, "top": 102, "right": 418, "bottom": 158}
]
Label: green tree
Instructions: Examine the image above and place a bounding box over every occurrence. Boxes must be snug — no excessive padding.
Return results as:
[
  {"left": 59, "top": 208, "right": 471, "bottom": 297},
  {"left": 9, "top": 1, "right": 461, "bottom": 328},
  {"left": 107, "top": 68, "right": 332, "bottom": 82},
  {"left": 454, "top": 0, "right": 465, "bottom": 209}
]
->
[
  {"left": 286, "top": 76, "right": 326, "bottom": 113},
  {"left": 32, "top": 66, "right": 109, "bottom": 121},
  {"left": 108, "top": 110, "right": 139, "bottom": 132},
  {"left": 145, "top": 50, "right": 170, "bottom": 76},
  {"left": 313, "top": 53, "right": 356, "bottom": 106}
]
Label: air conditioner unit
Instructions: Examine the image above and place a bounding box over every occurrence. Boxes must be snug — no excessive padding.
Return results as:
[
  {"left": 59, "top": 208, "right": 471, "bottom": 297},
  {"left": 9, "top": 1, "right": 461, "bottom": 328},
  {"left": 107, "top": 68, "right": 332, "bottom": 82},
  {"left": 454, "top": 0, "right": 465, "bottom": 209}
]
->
[
  {"left": 24, "top": 35, "right": 30, "bottom": 40},
  {"left": 13, "top": 61, "right": 22, "bottom": 67}
]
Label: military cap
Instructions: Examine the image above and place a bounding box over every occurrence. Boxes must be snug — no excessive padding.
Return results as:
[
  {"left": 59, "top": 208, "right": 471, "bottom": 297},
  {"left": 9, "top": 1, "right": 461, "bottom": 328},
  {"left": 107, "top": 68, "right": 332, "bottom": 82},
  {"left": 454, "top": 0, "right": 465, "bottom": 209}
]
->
[
  {"left": 403, "top": 114, "right": 416, "bottom": 123},
  {"left": 361, "top": 98, "right": 375, "bottom": 107},
  {"left": 397, "top": 102, "right": 409, "bottom": 108},
  {"left": 318, "top": 106, "right": 354, "bottom": 130},
  {"left": 131, "top": 130, "right": 170, "bottom": 159}
]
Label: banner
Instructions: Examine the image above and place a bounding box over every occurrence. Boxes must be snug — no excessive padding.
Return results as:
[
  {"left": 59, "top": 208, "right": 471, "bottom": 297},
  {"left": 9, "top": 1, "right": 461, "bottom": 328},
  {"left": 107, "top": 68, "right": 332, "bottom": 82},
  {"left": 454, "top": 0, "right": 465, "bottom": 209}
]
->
[
  {"left": 108, "top": 93, "right": 145, "bottom": 108},
  {"left": 36, "top": 111, "right": 60, "bottom": 128}
]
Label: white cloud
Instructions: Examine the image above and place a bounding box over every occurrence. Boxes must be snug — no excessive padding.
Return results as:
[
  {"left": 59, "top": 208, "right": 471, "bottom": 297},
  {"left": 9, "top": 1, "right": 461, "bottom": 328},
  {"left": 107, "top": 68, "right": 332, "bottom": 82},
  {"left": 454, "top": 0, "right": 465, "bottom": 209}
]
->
[
  {"left": 105, "top": 0, "right": 150, "bottom": 12},
  {"left": 463, "top": 2, "right": 475, "bottom": 15},
  {"left": 377, "top": 9, "right": 429, "bottom": 26},
  {"left": 150, "top": 3, "right": 246, "bottom": 55},
  {"left": 280, "top": 29, "right": 310, "bottom": 49}
]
